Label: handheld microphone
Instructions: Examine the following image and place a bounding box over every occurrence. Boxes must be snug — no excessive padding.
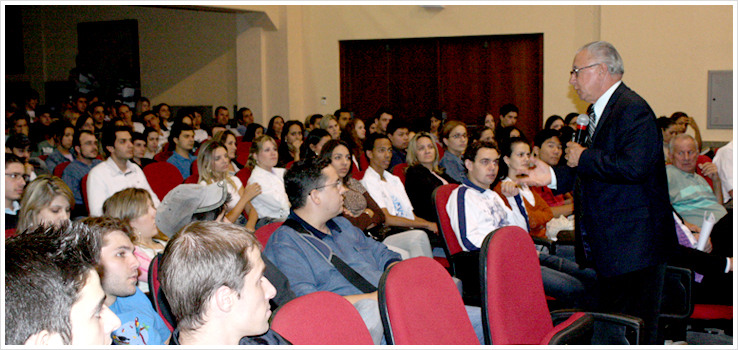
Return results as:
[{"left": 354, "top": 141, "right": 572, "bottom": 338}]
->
[{"left": 574, "top": 114, "right": 589, "bottom": 145}]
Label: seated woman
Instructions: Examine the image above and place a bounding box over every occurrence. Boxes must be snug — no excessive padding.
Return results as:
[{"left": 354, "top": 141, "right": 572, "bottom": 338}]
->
[
  {"left": 300, "top": 128, "right": 331, "bottom": 161},
  {"left": 103, "top": 188, "right": 169, "bottom": 294},
  {"left": 265, "top": 116, "right": 285, "bottom": 144},
  {"left": 320, "top": 140, "right": 432, "bottom": 259},
  {"left": 319, "top": 114, "right": 341, "bottom": 140},
  {"left": 404, "top": 132, "right": 458, "bottom": 223},
  {"left": 243, "top": 123, "right": 265, "bottom": 142},
  {"left": 340, "top": 118, "right": 366, "bottom": 171},
  {"left": 658, "top": 116, "right": 678, "bottom": 162},
  {"left": 277, "top": 120, "right": 304, "bottom": 168},
  {"left": 197, "top": 140, "right": 261, "bottom": 229},
  {"left": 16, "top": 175, "right": 73, "bottom": 234},
  {"left": 213, "top": 129, "right": 243, "bottom": 176},
  {"left": 544, "top": 114, "right": 565, "bottom": 131},
  {"left": 472, "top": 126, "right": 495, "bottom": 144},
  {"left": 494, "top": 137, "right": 597, "bottom": 309},
  {"left": 247, "top": 135, "right": 290, "bottom": 229},
  {"left": 438, "top": 120, "right": 469, "bottom": 183}
]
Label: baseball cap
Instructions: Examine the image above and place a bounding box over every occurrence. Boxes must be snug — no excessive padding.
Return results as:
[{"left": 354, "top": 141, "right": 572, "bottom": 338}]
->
[{"left": 155, "top": 181, "right": 228, "bottom": 238}]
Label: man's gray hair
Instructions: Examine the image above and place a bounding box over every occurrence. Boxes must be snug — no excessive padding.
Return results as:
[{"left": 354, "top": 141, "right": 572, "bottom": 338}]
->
[
  {"left": 578, "top": 41, "right": 624, "bottom": 76},
  {"left": 669, "top": 133, "right": 699, "bottom": 154}
]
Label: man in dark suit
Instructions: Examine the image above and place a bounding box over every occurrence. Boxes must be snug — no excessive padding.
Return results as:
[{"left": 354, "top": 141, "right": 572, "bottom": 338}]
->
[{"left": 522, "top": 41, "right": 675, "bottom": 345}]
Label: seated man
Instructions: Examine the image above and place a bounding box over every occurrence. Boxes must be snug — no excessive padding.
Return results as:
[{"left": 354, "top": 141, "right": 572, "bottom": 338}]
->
[
  {"left": 712, "top": 140, "right": 733, "bottom": 204},
  {"left": 667, "top": 134, "right": 727, "bottom": 226},
  {"left": 447, "top": 141, "right": 595, "bottom": 309},
  {"left": 264, "top": 158, "right": 484, "bottom": 345},
  {"left": 86, "top": 125, "right": 160, "bottom": 216},
  {"left": 360, "top": 132, "right": 438, "bottom": 251},
  {"left": 82, "top": 217, "right": 171, "bottom": 345},
  {"left": 166, "top": 123, "right": 196, "bottom": 178},
  {"left": 5, "top": 154, "right": 27, "bottom": 230},
  {"left": 386, "top": 119, "right": 410, "bottom": 171},
  {"left": 159, "top": 221, "right": 288, "bottom": 345},
  {"left": 530, "top": 129, "right": 574, "bottom": 218},
  {"left": 6, "top": 222, "right": 121, "bottom": 345},
  {"left": 61, "top": 130, "right": 101, "bottom": 218}
]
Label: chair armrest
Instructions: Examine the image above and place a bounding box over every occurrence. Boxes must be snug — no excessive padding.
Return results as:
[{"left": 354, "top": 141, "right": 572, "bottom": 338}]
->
[
  {"left": 546, "top": 312, "right": 594, "bottom": 345},
  {"left": 532, "top": 236, "right": 556, "bottom": 255},
  {"left": 551, "top": 310, "right": 644, "bottom": 345}
]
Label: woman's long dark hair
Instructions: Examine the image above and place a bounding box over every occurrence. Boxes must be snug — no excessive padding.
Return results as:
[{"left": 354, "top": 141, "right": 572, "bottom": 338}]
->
[{"left": 318, "top": 139, "right": 354, "bottom": 183}]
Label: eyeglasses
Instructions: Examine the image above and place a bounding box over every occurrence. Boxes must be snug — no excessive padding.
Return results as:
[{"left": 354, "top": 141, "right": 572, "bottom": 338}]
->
[
  {"left": 450, "top": 133, "right": 468, "bottom": 139},
  {"left": 570, "top": 63, "right": 601, "bottom": 77},
  {"left": 315, "top": 179, "right": 343, "bottom": 191},
  {"left": 5, "top": 173, "right": 29, "bottom": 182}
]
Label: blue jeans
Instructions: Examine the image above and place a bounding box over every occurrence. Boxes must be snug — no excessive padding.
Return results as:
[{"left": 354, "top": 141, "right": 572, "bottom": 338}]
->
[{"left": 539, "top": 252, "right": 597, "bottom": 309}]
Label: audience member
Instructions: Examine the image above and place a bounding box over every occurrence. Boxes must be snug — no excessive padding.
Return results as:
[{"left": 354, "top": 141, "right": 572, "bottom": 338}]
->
[
  {"left": 473, "top": 126, "right": 495, "bottom": 143},
  {"left": 160, "top": 221, "right": 287, "bottom": 345},
  {"left": 483, "top": 111, "right": 496, "bottom": 131},
  {"left": 712, "top": 140, "right": 733, "bottom": 204},
  {"left": 103, "top": 188, "right": 168, "bottom": 294},
  {"left": 140, "top": 111, "right": 168, "bottom": 147},
  {"left": 155, "top": 182, "right": 296, "bottom": 310},
  {"left": 667, "top": 134, "right": 727, "bottom": 226},
  {"left": 319, "top": 114, "right": 341, "bottom": 140},
  {"left": 304, "top": 114, "right": 322, "bottom": 136},
  {"left": 426, "top": 109, "right": 445, "bottom": 142},
  {"left": 142, "top": 127, "right": 161, "bottom": 158},
  {"left": 6, "top": 222, "right": 121, "bottom": 345},
  {"left": 340, "top": 118, "right": 366, "bottom": 170},
  {"left": 5, "top": 154, "right": 27, "bottom": 230},
  {"left": 386, "top": 119, "right": 410, "bottom": 171},
  {"left": 495, "top": 125, "right": 526, "bottom": 146},
  {"left": 86, "top": 125, "right": 160, "bottom": 216},
  {"left": 135, "top": 97, "right": 151, "bottom": 117},
  {"left": 16, "top": 174, "right": 72, "bottom": 233},
  {"left": 671, "top": 111, "right": 703, "bottom": 152},
  {"left": 544, "top": 114, "right": 565, "bottom": 130},
  {"left": 277, "top": 120, "right": 305, "bottom": 167},
  {"left": 67, "top": 92, "right": 88, "bottom": 126},
  {"left": 44, "top": 121, "right": 77, "bottom": 174},
  {"left": 264, "top": 157, "right": 483, "bottom": 345},
  {"left": 198, "top": 140, "right": 261, "bottom": 228},
  {"left": 10, "top": 113, "right": 30, "bottom": 137},
  {"left": 191, "top": 108, "right": 209, "bottom": 142},
  {"left": 530, "top": 129, "right": 573, "bottom": 217},
  {"left": 439, "top": 120, "right": 469, "bottom": 183},
  {"left": 404, "top": 131, "right": 458, "bottom": 223},
  {"left": 657, "top": 116, "right": 678, "bottom": 162},
  {"left": 81, "top": 217, "right": 171, "bottom": 345},
  {"left": 361, "top": 133, "right": 440, "bottom": 248},
  {"left": 154, "top": 103, "right": 172, "bottom": 130},
  {"left": 213, "top": 129, "right": 244, "bottom": 175},
  {"left": 247, "top": 135, "right": 290, "bottom": 228},
  {"left": 243, "top": 122, "right": 265, "bottom": 142},
  {"left": 373, "top": 107, "right": 393, "bottom": 134},
  {"left": 60, "top": 130, "right": 100, "bottom": 217},
  {"left": 166, "top": 123, "right": 196, "bottom": 179},
  {"left": 75, "top": 113, "right": 95, "bottom": 133},
  {"left": 266, "top": 115, "right": 285, "bottom": 143},
  {"left": 320, "top": 140, "right": 432, "bottom": 259},
  {"left": 299, "top": 128, "right": 331, "bottom": 160},
  {"left": 131, "top": 132, "right": 156, "bottom": 169},
  {"left": 564, "top": 112, "right": 579, "bottom": 129},
  {"left": 214, "top": 106, "right": 231, "bottom": 127},
  {"left": 236, "top": 107, "right": 254, "bottom": 136},
  {"left": 334, "top": 108, "right": 353, "bottom": 130},
  {"left": 498, "top": 103, "right": 519, "bottom": 128},
  {"left": 6, "top": 133, "right": 39, "bottom": 178}
]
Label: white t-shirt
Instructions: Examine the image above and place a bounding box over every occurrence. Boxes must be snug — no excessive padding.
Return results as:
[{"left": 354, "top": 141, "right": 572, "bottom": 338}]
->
[
  {"left": 361, "top": 167, "right": 415, "bottom": 220},
  {"left": 713, "top": 140, "right": 733, "bottom": 202},
  {"left": 201, "top": 176, "right": 243, "bottom": 213},
  {"left": 247, "top": 166, "right": 289, "bottom": 220}
]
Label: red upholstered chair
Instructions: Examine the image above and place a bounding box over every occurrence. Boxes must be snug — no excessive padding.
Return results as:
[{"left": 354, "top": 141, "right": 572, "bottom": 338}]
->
[
  {"left": 359, "top": 153, "right": 370, "bottom": 172},
  {"left": 432, "top": 184, "right": 463, "bottom": 275},
  {"left": 190, "top": 159, "right": 198, "bottom": 178},
  {"left": 271, "top": 291, "right": 374, "bottom": 345},
  {"left": 391, "top": 163, "right": 408, "bottom": 185},
  {"left": 480, "top": 226, "right": 643, "bottom": 345},
  {"left": 436, "top": 142, "right": 445, "bottom": 159},
  {"left": 235, "top": 136, "right": 243, "bottom": 143},
  {"left": 378, "top": 256, "right": 479, "bottom": 345},
  {"left": 6, "top": 228, "right": 18, "bottom": 239},
  {"left": 153, "top": 148, "right": 173, "bottom": 163},
  {"left": 183, "top": 174, "right": 199, "bottom": 184},
  {"left": 236, "top": 152, "right": 251, "bottom": 167},
  {"left": 53, "top": 161, "right": 71, "bottom": 178},
  {"left": 237, "top": 141, "right": 252, "bottom": 160},
  {"left": 284, "top": 160, "right": 295, "bottom": 169},
  {"left": 81, "top": 174, "right": 90, "bottom": 213},
  {"left": 254, "top": 222, "right": 282, "bottom": 249},
  {"left": 351, "top": 168, "right": 366, "bottom": 181},
  {"left": 695, "top": 155, "right": 714, "bottom": 188},
  {"left": 143, "top": 162, "right": 184, "bottom": 201},
  {"left": 235, "top": 167, "right": 252, "bottom": 186}
]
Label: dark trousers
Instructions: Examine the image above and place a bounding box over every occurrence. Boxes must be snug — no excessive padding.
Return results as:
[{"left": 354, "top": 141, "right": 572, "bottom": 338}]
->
[{"left": 594, "top": 262, "right": 667, "bottom": 345}]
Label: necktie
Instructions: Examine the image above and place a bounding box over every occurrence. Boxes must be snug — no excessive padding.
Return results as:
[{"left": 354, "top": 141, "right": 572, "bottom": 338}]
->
[
  {"left": 513, "top": 194, "right": 531, "bottom": 232},
  {"left": 587, "top": 105, "right": 596, "bottom": 147}
]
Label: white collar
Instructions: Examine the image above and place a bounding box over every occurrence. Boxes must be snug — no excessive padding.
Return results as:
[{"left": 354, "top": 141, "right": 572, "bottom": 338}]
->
[{"left": 593, "top": 80, "right": 622, "bottom": 124}]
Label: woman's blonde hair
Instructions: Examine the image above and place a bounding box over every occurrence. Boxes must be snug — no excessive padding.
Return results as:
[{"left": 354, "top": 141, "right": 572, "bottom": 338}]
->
[
  {"left": 102, "top": 188, "right": 168, "bottom": 243},
  {"left": 406, "top": 131, "right": 442, "bottom": 174},
  {"left": 212, "top": 129, "right": 237, "bottom": 146},
  {"left": 246, "top": 135, "right": 277, "bottom": 169},
  {"left": 197, "top": 140, "right": 236, "bottom": 188},
  {"left": 17, "top": 175, "right": 74, "bottom": 232},
  {"left": 319, "top": 114, "right": 337, "bottom": 130}
]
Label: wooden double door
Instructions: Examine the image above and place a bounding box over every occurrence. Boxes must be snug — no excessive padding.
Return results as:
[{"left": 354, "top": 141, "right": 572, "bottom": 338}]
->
[{"left": 340, "top": 33, "right": 543, "bottom": 140}]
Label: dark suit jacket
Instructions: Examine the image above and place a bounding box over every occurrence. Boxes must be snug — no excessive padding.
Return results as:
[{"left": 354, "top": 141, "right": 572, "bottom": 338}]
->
[{"left": 554, "top": 82, "right": 676, "bottom": 277}]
